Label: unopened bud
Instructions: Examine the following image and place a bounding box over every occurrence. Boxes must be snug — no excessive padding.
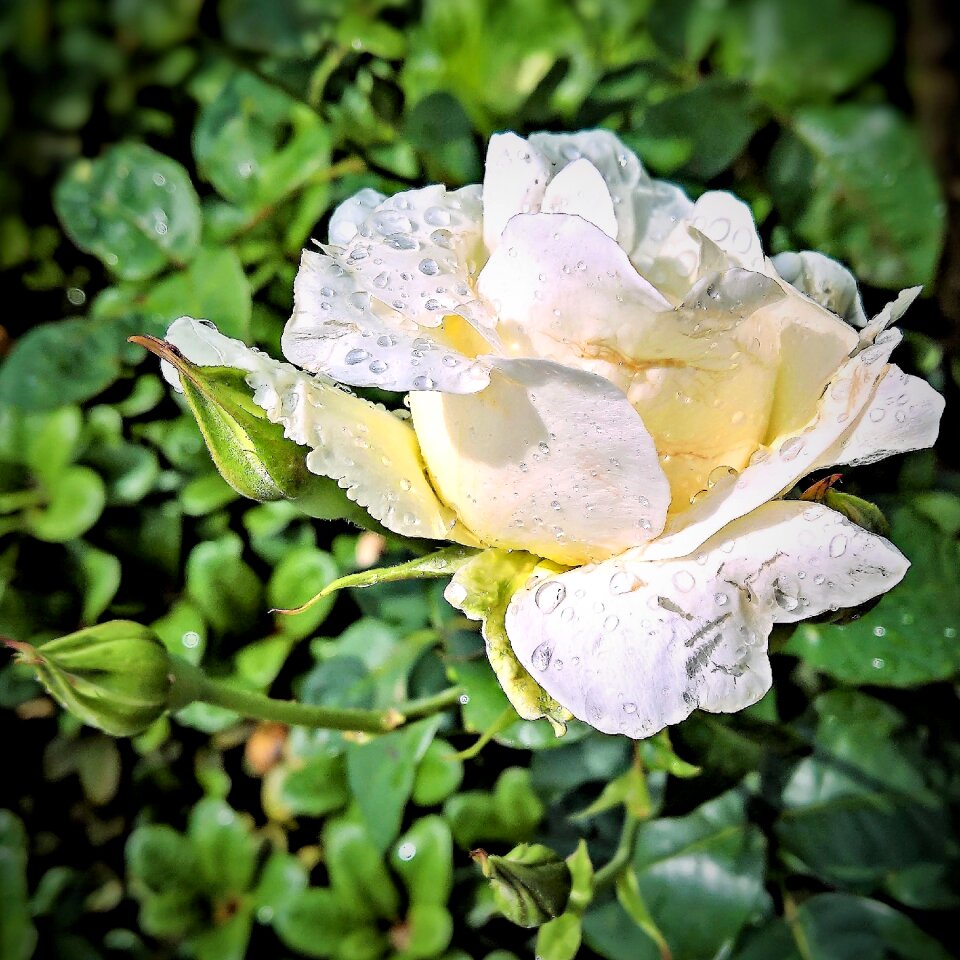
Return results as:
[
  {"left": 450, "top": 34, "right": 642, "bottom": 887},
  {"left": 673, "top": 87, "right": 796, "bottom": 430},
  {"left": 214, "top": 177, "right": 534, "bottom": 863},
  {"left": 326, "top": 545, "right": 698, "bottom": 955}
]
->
[
  {"left": 471, "top": 843, "right": 572, "bottom": 928},
  {"left": 5, "top": 621, "right": 174, "bottom": 736},
  {"left": 130, "top": 335, "right": 307, "bottom": 503}
]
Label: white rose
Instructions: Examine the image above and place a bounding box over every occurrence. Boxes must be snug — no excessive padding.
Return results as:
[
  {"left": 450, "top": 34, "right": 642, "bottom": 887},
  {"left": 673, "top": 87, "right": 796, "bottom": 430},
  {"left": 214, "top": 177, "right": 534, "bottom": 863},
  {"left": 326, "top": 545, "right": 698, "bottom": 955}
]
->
[{"left": 162, "top": 129, "right": 943, "bottom": 739}]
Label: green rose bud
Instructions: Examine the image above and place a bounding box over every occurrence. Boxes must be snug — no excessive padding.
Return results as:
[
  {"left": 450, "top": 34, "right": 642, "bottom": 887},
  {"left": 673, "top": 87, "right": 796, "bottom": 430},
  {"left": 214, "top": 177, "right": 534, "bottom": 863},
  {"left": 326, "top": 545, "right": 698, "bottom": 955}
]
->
[
  {"left": 471, "top": 843, "right": 572, "bottom": 928},
  {"left": 5, "top": 621, "right": 174, "bottom": 736},
  {"left": 130, "top": 335, "right": 307, "bottom": 503}
]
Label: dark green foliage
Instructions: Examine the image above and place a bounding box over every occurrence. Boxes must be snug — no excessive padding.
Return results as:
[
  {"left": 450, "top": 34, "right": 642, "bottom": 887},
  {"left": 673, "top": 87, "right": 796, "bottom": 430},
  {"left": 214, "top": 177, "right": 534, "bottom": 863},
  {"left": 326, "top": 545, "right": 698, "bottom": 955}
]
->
[{"left": 1, "top": 1, "right": 958, "bottom": 959}]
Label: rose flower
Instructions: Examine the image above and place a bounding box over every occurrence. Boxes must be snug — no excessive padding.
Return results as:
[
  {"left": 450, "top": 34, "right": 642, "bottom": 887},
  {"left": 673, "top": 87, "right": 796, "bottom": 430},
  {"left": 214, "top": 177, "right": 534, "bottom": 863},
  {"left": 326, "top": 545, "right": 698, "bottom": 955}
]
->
[{"left": 158, "top": 130, "right": 943, "bottom": 739}]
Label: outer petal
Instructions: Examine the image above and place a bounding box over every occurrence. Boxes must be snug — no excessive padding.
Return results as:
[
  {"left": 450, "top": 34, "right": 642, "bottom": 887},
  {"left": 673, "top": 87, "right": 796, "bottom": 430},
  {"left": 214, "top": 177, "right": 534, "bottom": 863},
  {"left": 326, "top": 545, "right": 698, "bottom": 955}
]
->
[
  {"left": 505, "top": 500, "right": 907, "bottom": 738},
  {"left": 408, "top": 356, "right": 671, "bottom": 566},
  {"left": 687, "top": 191, "right": 765, "bottom": 271},
  {"left": 815, "top": 364, "right": 944, "bottom": 469},
  {"left": 481, "top": 129, "right": 692, "bottom": 263},
  {"left": 283, "top": 185, "right": 495, "bottom": 394},
  {"left": 772, "top": 250, "right": 867, "bottom": 328},
  {"left": 165, "top": 318, "right": 479, "bottom": 545},
  {"left": 540, "top": 158, "right": 618, "bottom": 240},
  {"left": 639, "top": 327, "right": 904, "bottom": 561},
  {"left": 328, "top": 188, "right": 385, "bottom": 245}
]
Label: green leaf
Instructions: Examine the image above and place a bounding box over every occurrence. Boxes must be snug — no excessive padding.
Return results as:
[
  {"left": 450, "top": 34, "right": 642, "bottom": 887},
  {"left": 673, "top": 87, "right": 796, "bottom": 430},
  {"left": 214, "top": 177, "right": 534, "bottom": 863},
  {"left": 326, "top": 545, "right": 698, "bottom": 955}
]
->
[
  {"left": 68, "top": 541, "right": 122, "bottom": 624},
  {"left": 0, "top": 316, "right": 150, "bottom": 411},
  {"left": 267, "top": 546, "right": 339, "bottom": 640},
  {"left": 535, "top": 913, "right": 582, "bottom": 960},
  {"left": 324, "top": 818, "right": 400, "bottom": 922},
  {"left": 627, "top": 79, "right": 763, "bottom": 179},
  {"left": 447, "top": 549, "right": 570, "bottom": 732},
  {"left": 138, "top": 246, "right": 252, "bottom": 341},
  {"left": 775, "top": 691, "right": 954, "bottom": 896},
  {"left": 112, "top": 0, "right": 204, "bottom": 49},
  {"left": 264, "top": 750, "right": 348, "bottom": 820},
  {"left": 733, "top": 894, "right": 953, "bottom": 960},
  {"left": 389, "top": 815, "right": 453, "bottom": 907},
  {"left": 583, "top": 787, "right": 768, "bottom": 960},
  {"left": 24, "top": 466, "right": 105, "bottom": 543},
  {"left": 193, "top": 71, "right": 331, "bottom": 208},
  {"left": 412, "top": 737, "right": 464, "bottom": 807},
  {"left": 401, "top": 902, "right": 454, "bottom": 959},
  {"left": 443, "top": 767, "right": 544, "bottom": 850},
  {"left": 716, "top": 0, "right": 893, "bottom": 105},
  {"left": 218, "top": 0, "right": 334, "bottom": 57},
  {"left": 787, "top": 508, "right": 960, "bottom": 685},
  {"left": 273, "top": 888, "right": 353, "bottom": 959},
  {"left": 186, "top": 535, "right": 263, "bottom": 634},
  {"left": 126, "top": 824, "right": 203, "bottom": 895},
  {"left": 345, "top": 715, "right": 441, "bottom": 852},
  {"left": 0, "top": 811, "right": 37, "bottom": 960},
  {"left": 187, "top": 798, "right": 259, "bottom": 896},
  {"left": 54, "top": 143, "right": 201, "bottom": 280},
  {"left": 769, "top": 105, "right": 945, "bottom": 288}
]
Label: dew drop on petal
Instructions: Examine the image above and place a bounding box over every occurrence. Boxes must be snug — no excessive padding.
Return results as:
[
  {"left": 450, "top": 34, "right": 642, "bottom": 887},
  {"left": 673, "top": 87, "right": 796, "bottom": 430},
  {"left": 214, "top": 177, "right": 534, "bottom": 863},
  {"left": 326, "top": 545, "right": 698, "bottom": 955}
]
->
[
  {"left": 345, "top": 348, "right": 370, "bottom": 365},
  {"left": 672, "top": 570, "right": 695, "bottom": 593},
  {"left": 418, "top": 258, "right": 439, "bottom": 276},
  {"left": 531, "top": 640, "right": 553, "bottom": 670},
  {"left": 535, "top": 581, "right": 566, "bottom": 613},
  {"left": 829, "top": 534, "right": 848, "bottom": 558}
]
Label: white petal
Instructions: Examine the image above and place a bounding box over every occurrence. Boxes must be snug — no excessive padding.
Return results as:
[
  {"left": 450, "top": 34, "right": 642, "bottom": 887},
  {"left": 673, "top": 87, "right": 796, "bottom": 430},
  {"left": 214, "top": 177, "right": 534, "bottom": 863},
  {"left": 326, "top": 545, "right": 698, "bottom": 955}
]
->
[
  {"left": 408, "top": 356, "right": 671, "bottom": 566},
  {"left": 639, "top": 327, "right": 903, "bottom": 561},
  {"left": 772, "top": 250, "right": 867, "bottom": 327},
  {"left": 477, "top": 212, "right": 669, "bottom": 370},
  {"left": 816, "top": 364, "right": 944, "bottom": 469},
  {"left": 857, "top": 286, "right": 922, "bottom": 349},
  {"left": 688, "top": 191, "right": 764, "bottom": 271},
  {"left": 282, "top": 249, "right": 492, "bottom": 394},
  {"left": 505, "top": 500, "right": 907, "bottom": 738},
  {"left": 540, "top": 158, "right": 618, "bottom": 240},
  {"left": 165, "top": 318, "right": 478, "bottom": 544},
  {"left": 328, "top": 188, "right": 385, "bottom": 245},
  {"left": 482, "top": 132, "right": 552, "bottom": 253},
  {"left": 644, "top": 224, "right": 730, "bottom": 302},
  {"left": 481, "top": 129, "right": 693, "bottom": 263}
]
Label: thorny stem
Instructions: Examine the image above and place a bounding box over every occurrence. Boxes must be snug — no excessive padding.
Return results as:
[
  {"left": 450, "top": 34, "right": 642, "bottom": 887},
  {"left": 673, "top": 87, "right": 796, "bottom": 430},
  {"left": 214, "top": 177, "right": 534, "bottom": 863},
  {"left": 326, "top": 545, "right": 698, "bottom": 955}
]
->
[{"left": 169, "top": 658, "right": 463, "bottom": 734}]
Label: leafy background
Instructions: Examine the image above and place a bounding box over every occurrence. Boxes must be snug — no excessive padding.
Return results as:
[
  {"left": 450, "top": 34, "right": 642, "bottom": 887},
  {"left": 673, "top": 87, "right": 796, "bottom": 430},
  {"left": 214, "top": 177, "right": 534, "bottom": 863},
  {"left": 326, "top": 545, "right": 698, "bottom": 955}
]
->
[{"left": 1, "top": 1, "right": 959, "bottom": 959}]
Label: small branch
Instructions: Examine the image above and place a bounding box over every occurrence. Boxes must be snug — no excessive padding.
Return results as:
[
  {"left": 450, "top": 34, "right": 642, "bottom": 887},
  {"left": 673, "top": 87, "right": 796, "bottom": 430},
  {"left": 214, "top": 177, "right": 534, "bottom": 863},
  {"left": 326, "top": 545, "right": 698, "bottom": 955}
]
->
[
  {"left": 593, "top": 809, "right": 641, "bottom": 891},
  {"left": 169, "top": 659, "right": 462, "bottom": 734}
]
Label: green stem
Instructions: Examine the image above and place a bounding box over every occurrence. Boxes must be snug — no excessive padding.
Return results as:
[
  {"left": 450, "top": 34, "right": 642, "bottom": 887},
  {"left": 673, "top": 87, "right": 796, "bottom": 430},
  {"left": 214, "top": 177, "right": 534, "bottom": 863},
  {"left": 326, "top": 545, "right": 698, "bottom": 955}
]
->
[
  {"left": 593, "top": 809, "right": 641, "bottom": 890},
  {"left": 0, "top": 488, "right": 44, "bottom": 515},
  {"left": 169, "top": 659, "right": 462, "bottom": 734}
]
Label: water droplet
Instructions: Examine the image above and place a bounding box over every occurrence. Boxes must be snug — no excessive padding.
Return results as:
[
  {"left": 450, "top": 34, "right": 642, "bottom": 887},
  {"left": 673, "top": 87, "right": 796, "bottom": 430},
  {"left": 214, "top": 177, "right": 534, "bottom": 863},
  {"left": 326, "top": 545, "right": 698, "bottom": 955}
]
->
[
  {"left": 622, "top": 701, "right": 637, "bottom": 714},
  {"left": 345, "top": 348, "right": 370, "bottom": 365},
  {"left": 369, "top": 359, "right": 388, "bottom": 375},
  {"left": 397, "top": 842, "right": 417, "bottom": 862},
  {"left": 419, "top": 258, "right": 439, "bottom": 276},
  {"left": 412, "top": 375, "right": 435, "bottom": 390},
  {"left": 871, "top": 657, "right": 885, "bottom": 669},
  {"left": 551, "top": 500, "right": 561, "bottom": 511},
  {"left": 531, "top": 640, "right": 553, "bottom": 670},
  {"left": 373, "top": 271, "right": 389, "bottom": 289},
  {"left": 609, "top": 570, "right": 638, "bottom": 594},
  {"left": 714, "top": 592, "right": 729, "bottom": 606},
  {"left": 773, "top": 578, "right": 799, "bottom": 612},
  {"left": 873, "top": 625, "right": 887, "bottom": 637},
  {"left": 707, "top": 465, "right": 738, "bottom": 487},
  {"left": 538, "top": 441, "right": 550, "bottom": 455},
  {"left": 386, "top": 233, "right": 418, "bottom": 250},
  {"left": 535, "top": 581, "right": 566, "bottom": 613},
  {"left": 603, "top": 614, "right": 619, "bottom": 631},
  {"left": 182, "top": 631, "right": 200, "bottom": 649},
  {"left": 672, "top": 570, "right": 695, "bottom": 592},
  {"left": 425, "top": 298, "right": 442, "bottom": 311},
  {"left": 829, "top": 534, "right": 848, "bottom": 558},
  {"left": 779, "top": 437, "right": 805, "bottom": 461},
  {"left": 458, "top": 693, "right": 470, "bottom": 704},
  {"left": 869, "top": 407, "right": 885, "bottom": 423}
]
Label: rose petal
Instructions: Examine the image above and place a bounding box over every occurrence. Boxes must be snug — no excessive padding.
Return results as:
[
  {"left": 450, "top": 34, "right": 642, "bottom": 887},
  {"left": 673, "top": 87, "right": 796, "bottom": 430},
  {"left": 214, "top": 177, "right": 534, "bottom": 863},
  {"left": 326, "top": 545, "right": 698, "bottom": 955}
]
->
[
  {"left": 408, "top": 355, "right": 671, "bottom": 566},
  {"left": 540, "top": 158, "right": 618, "bottom": 240},
  {"left": 328, "top": 188, "right": 385, "bottom": 245},
  {"left": 687, "top": 191, "right": 764, "bottom": 271},
  {"left": 505, "top": 500, "right": 907, "bottom": 738},
  {"left": 857, "top": 286, "right": 922, "bottom": 349},
  {"left": 481, "top": 129, "right": 692, "bottom": 264},
  {"left": 772, "top": 250, "right": 867, "bottom": 328},
  {"left": 165, "top": 318, "right": 478, "bottom": 544},
  {"left": 477, "top": 212, "right": 669, "bottom": 372},
  {"left": 639, "top": 327, "right": 904, "bottom": 561},
  {"left": 816, "top": 364, "right": 944, "bottom": 469},
  {"left": 282, "top": 249, "right": 492, "bottom": 394}
]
